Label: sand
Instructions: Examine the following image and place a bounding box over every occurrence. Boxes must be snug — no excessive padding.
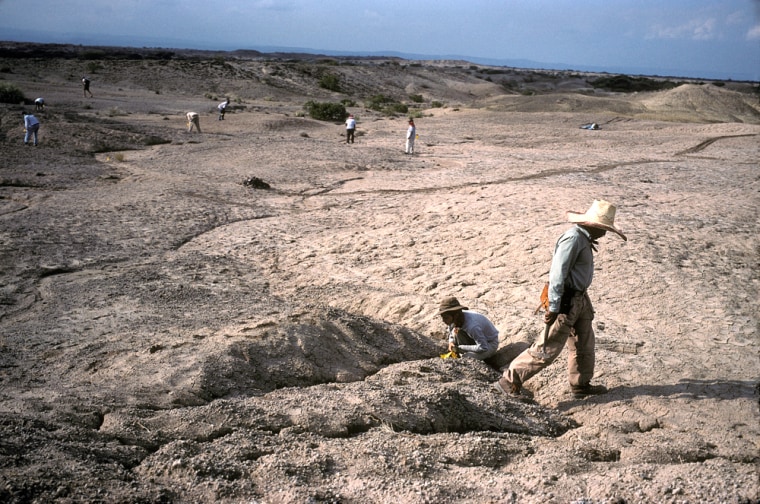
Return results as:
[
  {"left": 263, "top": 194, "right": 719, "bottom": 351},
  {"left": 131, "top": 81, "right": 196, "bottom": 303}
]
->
[{"left": 0, "top": 44, "right": 758, "bottom": 503}]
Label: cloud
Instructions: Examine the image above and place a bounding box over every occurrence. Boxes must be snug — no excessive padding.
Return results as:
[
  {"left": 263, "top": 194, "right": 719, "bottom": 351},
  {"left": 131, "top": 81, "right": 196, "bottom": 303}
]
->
[
  {"left": 647, "top": 18, "right": 718, "bottom": 41},
  {"left": 747, "top": 24, "right": 760, "bottom": 40},
  {"left": 250, "top": 0, "right": 294, "bottom": 11}
]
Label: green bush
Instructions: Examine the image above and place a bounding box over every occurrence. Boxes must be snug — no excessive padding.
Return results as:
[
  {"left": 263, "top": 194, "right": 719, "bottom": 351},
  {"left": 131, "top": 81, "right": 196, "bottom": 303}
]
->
[
  {"left": 0, "top": 82, "right": 25, "bottom": 104},
  {"left": 365, "top": 94, "right": 411, "bottom": 116},
  {"left": 319, "top": 74, "right": 341, "bottom": 92},
  {"left": 78, "top": 49, "right": 106, "bottom": 60},
  {"left": 589, "top": 75, "right": 680, "bottom": 92},
  {"left": 86, "top": 61, "right": 103, "bottom": 74},
  {"left": 366, "top": 94, "right": 394, "bottom": 111},
  {"left": 304, "top": 100, "right": 347, "bottom": 121},
  {"left": 408, "top": 94, "right": 424, "bottom": 103}
]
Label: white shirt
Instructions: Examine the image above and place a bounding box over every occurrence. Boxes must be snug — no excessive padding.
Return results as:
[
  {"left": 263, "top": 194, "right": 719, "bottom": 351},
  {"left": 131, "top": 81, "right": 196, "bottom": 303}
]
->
[
  {"left": 446, "top": 311, "right": 499, "bottom": 355},
  {"left": 346, "top": 117, "right": 356, "bottom": 129}
]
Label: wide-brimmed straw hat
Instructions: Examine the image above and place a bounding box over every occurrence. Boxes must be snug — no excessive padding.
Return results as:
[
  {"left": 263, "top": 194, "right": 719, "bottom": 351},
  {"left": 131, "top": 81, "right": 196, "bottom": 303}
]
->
[
  {"left": 567, "top": 199, "right": 627, "bottom": 241},
  {"left": 437, "top": 296, "right": 468, "bottom": 315}
]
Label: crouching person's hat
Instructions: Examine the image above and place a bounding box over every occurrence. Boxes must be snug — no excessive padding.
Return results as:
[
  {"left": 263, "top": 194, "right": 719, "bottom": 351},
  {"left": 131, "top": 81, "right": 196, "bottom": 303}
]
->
[{"left": 438, "top": 296, "right": 468, "bottom": 315}]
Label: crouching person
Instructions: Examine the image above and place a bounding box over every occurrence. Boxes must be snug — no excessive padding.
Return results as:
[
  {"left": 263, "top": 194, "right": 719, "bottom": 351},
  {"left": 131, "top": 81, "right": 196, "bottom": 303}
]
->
[
  {"left": 186, "top": 112, "right": 201, "bottom": 133},
  {"left": 438, "top": 296, "right": 498, "bottom": 360}
]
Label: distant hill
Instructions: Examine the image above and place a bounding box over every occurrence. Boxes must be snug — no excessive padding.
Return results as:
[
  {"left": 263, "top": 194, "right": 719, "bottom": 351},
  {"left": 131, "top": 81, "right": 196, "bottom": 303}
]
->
[{"left": 1, "top": 28, "right": 757, "bottom": 82}]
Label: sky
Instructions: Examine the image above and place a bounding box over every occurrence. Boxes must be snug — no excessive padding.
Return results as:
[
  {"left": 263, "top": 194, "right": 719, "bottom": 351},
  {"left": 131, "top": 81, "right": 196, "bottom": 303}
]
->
[{"left": 1, "top": 0, "right": 759, "bottom": 81}]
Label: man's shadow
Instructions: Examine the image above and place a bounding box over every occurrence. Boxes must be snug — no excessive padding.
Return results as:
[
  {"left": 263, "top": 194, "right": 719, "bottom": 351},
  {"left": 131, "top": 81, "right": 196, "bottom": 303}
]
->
[
  {"left": 482, "top": 343, "right": 759, "bottom": 411},
  {"left": 556, "top": 378, "right": 760, "bottom": 411}
]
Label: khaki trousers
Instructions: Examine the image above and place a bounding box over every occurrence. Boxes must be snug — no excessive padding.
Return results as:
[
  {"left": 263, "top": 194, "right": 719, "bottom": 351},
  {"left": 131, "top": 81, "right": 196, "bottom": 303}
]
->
[
  {"left": 187, "top": 115, "right": 201, "bottom": 133},
  {"left": 505, "top": 291, "right": 595, "bottom": 388}
]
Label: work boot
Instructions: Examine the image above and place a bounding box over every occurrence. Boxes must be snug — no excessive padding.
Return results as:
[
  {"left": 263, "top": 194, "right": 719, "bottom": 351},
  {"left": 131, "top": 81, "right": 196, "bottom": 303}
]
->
[
  {"left": 493, "top": 378, "right": 522, "bottom": 397},
  {"left": 571, "top": 384, "right": 608, "bottom": 399}
]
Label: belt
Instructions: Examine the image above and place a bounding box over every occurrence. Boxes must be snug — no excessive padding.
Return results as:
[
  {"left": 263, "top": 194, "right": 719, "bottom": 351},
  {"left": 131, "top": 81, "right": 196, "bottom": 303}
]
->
[{"left": 564, "top": 287, "right": 586, "bottom": 297}]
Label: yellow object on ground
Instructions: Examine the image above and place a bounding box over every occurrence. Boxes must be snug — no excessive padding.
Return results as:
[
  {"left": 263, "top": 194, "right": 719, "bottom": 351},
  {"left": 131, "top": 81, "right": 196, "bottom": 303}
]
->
[{"left": 439, "top": 351, "right": 460, "bottom": 359}]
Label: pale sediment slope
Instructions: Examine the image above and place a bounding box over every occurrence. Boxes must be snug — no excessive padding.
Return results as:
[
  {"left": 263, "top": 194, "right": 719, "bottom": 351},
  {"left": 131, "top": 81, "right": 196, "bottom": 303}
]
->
[{"left": 0, "top": 49, "right": 758, "bottom": 503}]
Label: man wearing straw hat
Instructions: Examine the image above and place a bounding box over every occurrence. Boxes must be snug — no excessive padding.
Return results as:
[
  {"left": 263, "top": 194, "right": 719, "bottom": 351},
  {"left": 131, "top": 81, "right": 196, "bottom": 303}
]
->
[
  {"left": 494, "top": 200, "right": 627, "bottom": 399},
  {"left": 438, "top": 296, "right": 499, "bottom": 361}
]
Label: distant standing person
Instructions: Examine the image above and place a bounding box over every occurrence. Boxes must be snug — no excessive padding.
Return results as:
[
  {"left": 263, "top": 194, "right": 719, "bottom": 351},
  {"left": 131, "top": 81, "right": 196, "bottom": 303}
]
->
[
  {"left": 405, "top": 119, "right": 416, "bottom": 154},
  {"left": 494, "top": 200, "right": 627, "bottom": 399},
  {"left": 82, "top": 76, "right": 93, "bottom": 98},
  {"left": 186, "top": 112, "right": 201, "bottom": 133},
  {"left": 22, "top": 111, "right": 40, "bottom": 146},
  {"left": 34, "top": 97, "right": 45, "bottom": 111},
  {"left": 345, "top": 114, "right": 356, "bottom": 144},
  {"left": 218, "top": 98, "right": 230, "bottom": 120}
]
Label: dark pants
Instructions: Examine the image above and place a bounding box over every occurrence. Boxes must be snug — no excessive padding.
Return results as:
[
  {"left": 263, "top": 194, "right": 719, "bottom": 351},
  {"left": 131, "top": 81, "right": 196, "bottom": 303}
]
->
[{"left": 346, "top": 128, "right": 355, "bottom": 143}]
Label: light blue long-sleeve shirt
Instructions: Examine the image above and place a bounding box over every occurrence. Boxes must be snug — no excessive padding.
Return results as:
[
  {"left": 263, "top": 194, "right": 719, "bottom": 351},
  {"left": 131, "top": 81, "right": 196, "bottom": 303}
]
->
[
  {"left": 23, "top": 114, "right": 39, "bottom": 129},
  {"left": 548, "top": 225, "right": 595, "bottom": 313}
]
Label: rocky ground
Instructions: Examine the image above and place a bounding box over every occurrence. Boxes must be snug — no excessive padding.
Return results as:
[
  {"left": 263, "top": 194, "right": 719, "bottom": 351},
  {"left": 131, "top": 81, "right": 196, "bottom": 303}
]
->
[{"left": 0, "top": 43, "right": 758, "bottom": 503}]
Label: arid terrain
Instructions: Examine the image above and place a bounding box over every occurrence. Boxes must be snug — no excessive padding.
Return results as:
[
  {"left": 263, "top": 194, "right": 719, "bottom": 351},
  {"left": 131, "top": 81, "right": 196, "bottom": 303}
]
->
[{"left": 0, "top": 42, "right": 758, "bottom": 503}]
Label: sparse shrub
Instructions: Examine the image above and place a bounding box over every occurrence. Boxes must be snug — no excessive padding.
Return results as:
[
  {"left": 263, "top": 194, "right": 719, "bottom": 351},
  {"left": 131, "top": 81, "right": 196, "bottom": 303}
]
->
[
  {"left": 144, "top": 136, "right": 170, "bottom": 146},
  {"left": 150, "top": 51, "right": 175, "bottom": 61},
  {"left": 431, "top": 101, "right": 444, "bottom": 108},
  {"left": 79, "top": 49, "right": 106, "bottom": 60},
  {"left": 114, "top": 153, "right": 126, "bottom": 162},
  {"left": 501, "top": 81, "right": 517, "bottom": 91},
  {"left": 366, "top": 94, "right": 394, "bottom": 111},
  {"left": 0, "top": 82, "right": 25, "bottom": 104},
  {"left": 91, "top": 141, "right": 115, "bottom": 153},
  {"left": 319, "top": 73, "right": 341, "bottom": 92},
  {"left": 340, "top": 98, "right": 356, "bottom": 107},
  {"left": 303, "top": 100, "right": 346, "bottom": 121},
  {"left": 482, "top": 68, "right": 508, "bottom": 75},
  {"left": 366, "top": 94, "right": 410, "bottom": 116},
  {"left": 408, "top": 94, "right": 423, "bottom": 103},
  {"left": 86, "top": 61, "right": 103, "bottom": 74},
  {"left": 589, "top": 75, "right": 681, "bottom": 92}
]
